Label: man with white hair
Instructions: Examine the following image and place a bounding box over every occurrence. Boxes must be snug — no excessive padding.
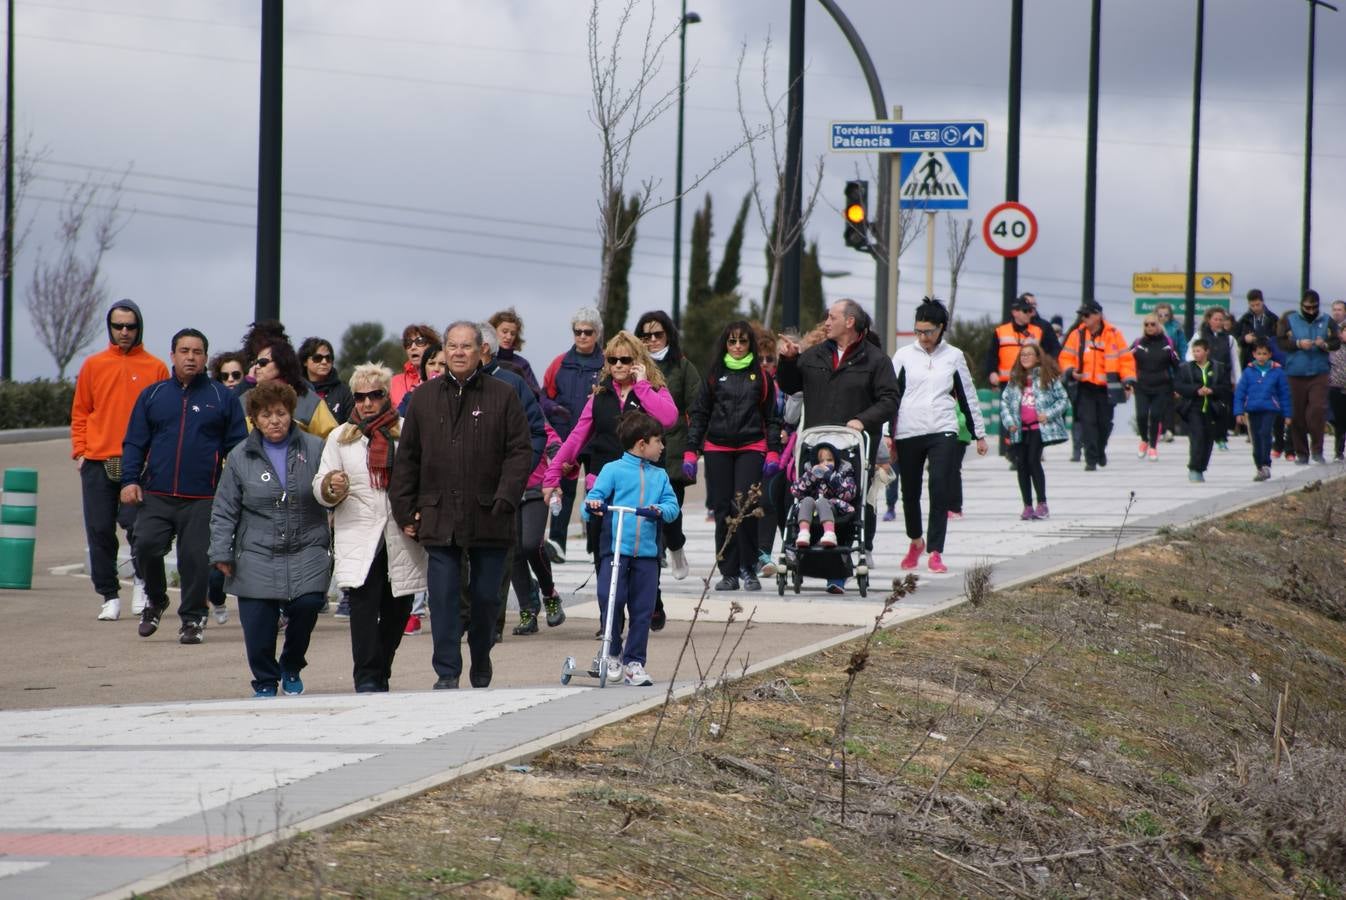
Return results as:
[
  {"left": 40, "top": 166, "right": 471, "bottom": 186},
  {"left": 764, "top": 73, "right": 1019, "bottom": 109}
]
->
[{"left": 540, "top": 306, "right": 605, "bottom": 560}]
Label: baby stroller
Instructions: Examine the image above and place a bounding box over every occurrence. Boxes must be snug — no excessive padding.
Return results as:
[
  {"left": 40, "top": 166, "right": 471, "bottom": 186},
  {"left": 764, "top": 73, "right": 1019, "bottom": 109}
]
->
[{"left": 775, "top": 425, "right": 870, "bottom": 598}]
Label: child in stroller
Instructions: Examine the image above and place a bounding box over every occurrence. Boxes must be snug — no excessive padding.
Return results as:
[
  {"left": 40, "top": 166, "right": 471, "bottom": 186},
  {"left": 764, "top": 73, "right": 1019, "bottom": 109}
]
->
[{"left": 792, "top": 443, "right": 857, "bottom": 549}]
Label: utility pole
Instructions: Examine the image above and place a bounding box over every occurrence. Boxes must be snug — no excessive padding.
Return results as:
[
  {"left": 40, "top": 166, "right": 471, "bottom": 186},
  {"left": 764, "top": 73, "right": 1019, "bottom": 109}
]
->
[
  {"left": 1183, "top": 0, "right": 1204, "bottom": 338},
  {"left": 670, "top": 4, "right": 700, "bottom": 328},
  {"left": 1001, "top": 0, "right": 1023, "bottom": 323},
  {"left": 254, "top": 0, "right": 283, "bottom": 324},
  {"left": 2, "top": 0, "right": 14, "bottom": 380},
  {"left": 1081, "top": 0, "right": 1101, "bottom": 308},
  {"left": 1301, "top": 0, "right": 1337, "bottom": 298},
  {"left": 780, "top": 0, "right": 805, "bottom": 331}
]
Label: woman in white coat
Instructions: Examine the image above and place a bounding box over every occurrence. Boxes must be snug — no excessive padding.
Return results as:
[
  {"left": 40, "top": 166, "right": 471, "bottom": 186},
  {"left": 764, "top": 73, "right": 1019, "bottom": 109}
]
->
[{"left": 314, "top": 363, "right": 428, "bottom": 692}]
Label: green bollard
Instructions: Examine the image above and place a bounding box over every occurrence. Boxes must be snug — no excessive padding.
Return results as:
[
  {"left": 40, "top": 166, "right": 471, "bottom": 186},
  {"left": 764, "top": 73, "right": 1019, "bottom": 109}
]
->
[{"left": 0, "top": 468, "right": 38, "bottom": 589}]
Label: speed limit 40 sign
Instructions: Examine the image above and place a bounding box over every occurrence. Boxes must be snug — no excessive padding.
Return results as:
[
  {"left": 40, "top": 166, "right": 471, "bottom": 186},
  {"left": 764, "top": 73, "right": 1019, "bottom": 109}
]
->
[{"left": 982, "top": 202, "right": 1038, "bottom": 257}]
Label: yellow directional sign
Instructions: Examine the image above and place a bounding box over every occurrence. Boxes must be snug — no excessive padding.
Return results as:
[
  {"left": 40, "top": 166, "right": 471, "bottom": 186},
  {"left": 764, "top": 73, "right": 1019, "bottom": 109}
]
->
[{"left": 1132, "top": 272, "right": 1233, "bottom": 294}]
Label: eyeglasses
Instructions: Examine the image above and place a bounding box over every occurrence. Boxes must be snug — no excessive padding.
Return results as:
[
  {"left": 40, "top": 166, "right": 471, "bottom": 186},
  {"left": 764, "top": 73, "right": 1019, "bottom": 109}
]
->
[
  {"left": 1144, "top": 323, "right": 1159, "bottom": 328},
  {"left": 726, "top": 336, "right": 750, "bottom": 346},
  {"left": 913, "top": 326, "right": 939, "bottom": 336},
  {"left": 110, "top": 323, "right": 138, "bottom": 332},
  {"left": 220, "top": 371, "right": 244, "bottom": 382},
  {"left": 573, "top": 328, "right": 596, "bottom": 337},
  {"left": 308, "top": 353, "right": 333, "bottom": 363},
  {"left": 253, "top": 357, "right": 273, "bottom": 368},
  {"left": 639, "top": 330, "right": 665, "bottom": 341},
  {"left": 404, "top": 336, "right": 430, "bottom": 348},
  {"left": 606, "top": 355, "right": 634, "bottom": 366},
  {"left": 353, "top": 389, "right": 387, "bottom": 402}
]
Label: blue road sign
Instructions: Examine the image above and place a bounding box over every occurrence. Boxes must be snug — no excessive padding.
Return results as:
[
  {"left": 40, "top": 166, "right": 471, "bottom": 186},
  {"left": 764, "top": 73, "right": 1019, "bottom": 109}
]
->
[
  {"left": 830, "top": 120, "right": 987, "bottom": 153},
  {"left": 898, "top": 151, "right": 971, "bottom": 211}
]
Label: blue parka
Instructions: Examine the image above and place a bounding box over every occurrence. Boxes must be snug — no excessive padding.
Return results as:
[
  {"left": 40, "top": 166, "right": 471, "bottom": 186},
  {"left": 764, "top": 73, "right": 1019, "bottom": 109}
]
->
[
  {"left": 121, "top": 371, "right": 247, "bottom": 498},
  {"left": 1233, "top": 362, "right": 1292, "bottom": 416}
]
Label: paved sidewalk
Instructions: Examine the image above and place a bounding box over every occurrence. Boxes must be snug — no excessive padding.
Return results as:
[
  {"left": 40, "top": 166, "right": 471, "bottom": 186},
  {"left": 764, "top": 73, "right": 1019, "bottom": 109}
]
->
[{"left": 0, "top": 430, "right": 1338, "bottom": 899}]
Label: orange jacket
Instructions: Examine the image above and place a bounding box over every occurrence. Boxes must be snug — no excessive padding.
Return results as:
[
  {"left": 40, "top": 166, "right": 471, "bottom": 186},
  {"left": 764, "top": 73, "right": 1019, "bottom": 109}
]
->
[
  {"left": 993, "top": 321, "right": 1044, "bottom": 381},
  {"left": 70, "top": 344, "right": 169, "bottom": 461},
  {"left": 1058, "top": 321, "right": 1137, "bottom": 387}
]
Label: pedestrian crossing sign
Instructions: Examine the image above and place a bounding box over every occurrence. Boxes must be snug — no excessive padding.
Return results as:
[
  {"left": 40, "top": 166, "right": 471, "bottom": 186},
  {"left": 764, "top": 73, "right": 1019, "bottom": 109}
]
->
[{"left": 898, "top": 150, "right": 970, "bottom": 211}]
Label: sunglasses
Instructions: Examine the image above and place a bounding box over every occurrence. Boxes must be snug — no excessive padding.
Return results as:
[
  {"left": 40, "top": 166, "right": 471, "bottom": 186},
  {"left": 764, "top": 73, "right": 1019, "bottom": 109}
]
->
[
  {"left": 110, "top": 323, "right": 138, "bottom": 332},
  {"left": 308, "top": 353, "right": 333, "bottom": 363},
  {"left": 913, "top": 327, "right": 939, "bottom": 337},
  {"left": 253, "top": 357, "right": 273, "bottom": 368},
  {"left": 726, "top": 336, "right": 751, "bottom": 346},
  {"left": 221, "top": 371, "right": 244, "bottom": 382},
  {"left": 639, "top": 330, "right": 666, "bottom": 341},
  {"left": 404, "top": 336, "right": 430, "bottom": 348},
  {"left": 353, "top": 389, "right": 387, "bottom": 402},
  {"left": 606, "top": 355, "right": 635, "bottom": 366},
  {"left": 573, "top": 328, "right": 596, "bottom": 337}
]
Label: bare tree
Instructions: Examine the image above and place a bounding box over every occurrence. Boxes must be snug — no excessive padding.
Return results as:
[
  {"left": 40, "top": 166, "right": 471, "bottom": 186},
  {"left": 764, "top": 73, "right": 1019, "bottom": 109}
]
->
[
  {"left": 587, "top": 0, "right": 750, "bottom": 320},
  {"left": 2, "top": 133, "right": 42, "bottom": 287},
  {"left": 27, "top": 173, "right": 128, "bottom": 379},
  {"left": 735, "top": 36, "right": 826, "bottom": 327},
  {"left": 944, "top": 214, "right": 975, "bottom": 319}
]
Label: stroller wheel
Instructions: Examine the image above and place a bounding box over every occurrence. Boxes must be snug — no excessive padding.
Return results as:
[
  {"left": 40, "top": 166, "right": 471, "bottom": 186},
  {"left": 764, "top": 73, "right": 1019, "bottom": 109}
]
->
[
  {"left": 792, "top": 569, "right": 802, "bottom": 594},
  {"left": 560, "top": 672, "right": 572, "bottom": 685},
  {"left": 776, "top": 572, "right": 786, "bottom": 596}
]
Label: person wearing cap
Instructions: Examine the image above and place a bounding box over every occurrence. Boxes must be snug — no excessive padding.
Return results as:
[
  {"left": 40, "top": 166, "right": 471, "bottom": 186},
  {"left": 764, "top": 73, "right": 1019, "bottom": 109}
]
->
[
  {"left": 985, "top": 298, "right": 1045, "bottom": 462},
  {"left": 1018, "top": 293, "right": 1061, "bottom": 358},
  {"left": 1058, "top": 300, "right": 1137, "bottom": 471}
]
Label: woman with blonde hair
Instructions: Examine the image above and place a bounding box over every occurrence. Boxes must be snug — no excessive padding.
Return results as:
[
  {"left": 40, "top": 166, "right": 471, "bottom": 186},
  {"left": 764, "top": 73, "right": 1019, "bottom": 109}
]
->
[
  {"left": 543, "top": 331, "right": 677, "bottom": 571},
  {"left": 1000, "top": 342, "right": 1069, "bottom": 520},
  {"left": 1129, "top": 314, "right": 1180, "bottom": 461}
]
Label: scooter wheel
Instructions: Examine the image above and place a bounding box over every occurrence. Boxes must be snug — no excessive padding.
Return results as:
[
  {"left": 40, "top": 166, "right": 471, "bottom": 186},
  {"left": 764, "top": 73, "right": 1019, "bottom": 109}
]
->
[{"left": 560, "top": 672, "right": 572, "bottom": 685}]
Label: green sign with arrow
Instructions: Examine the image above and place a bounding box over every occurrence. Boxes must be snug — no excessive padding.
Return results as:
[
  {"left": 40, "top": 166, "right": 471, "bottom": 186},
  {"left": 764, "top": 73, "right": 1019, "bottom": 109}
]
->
[{"left": 1133, "top": 296, "right": 1230, "bottom": 316}]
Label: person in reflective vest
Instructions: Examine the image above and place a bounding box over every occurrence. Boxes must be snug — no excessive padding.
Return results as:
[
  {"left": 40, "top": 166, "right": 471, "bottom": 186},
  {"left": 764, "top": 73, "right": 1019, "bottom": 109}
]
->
[
  {"left": 984, "top": 297, "right": 1044, "bottom": 460},
  {"left": 1058, "top": 300, "right": 1137, "bottom": 471}
]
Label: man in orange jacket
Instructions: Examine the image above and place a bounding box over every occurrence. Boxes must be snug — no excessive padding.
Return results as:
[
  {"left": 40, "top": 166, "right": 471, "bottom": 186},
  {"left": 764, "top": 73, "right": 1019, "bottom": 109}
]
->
[
  {"left": 71, "top": 300, "right": 169, "bottom": 621},
  {"left": 1058, "top": 300, "right": 1137, "bottom": 471}
]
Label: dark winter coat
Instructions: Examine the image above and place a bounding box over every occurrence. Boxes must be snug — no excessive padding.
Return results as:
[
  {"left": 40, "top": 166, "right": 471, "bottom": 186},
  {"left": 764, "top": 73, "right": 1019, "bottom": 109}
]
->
[
  {"left": 1174, "top": 360, "right": 1233, "bottom": 420},
  {"left": 1233, "top": 308, "right": 1281, "bottom": 369},
  {"left": 543, "top": 347, "right": 604, "bottom": 440},
  {"left": 686, "top": 365, "right": 783, "bottom": 455},
  {"left": 775, "top": 333, "right": 899, "bottom": 462},
  {"left": 307, "top": 373, "right": 355, "bottom": 424},
  {"left": 121, "top": 372, "right": 248, "bottom": 499},
  {"left": 208, "top": 425, "right": 330, "bottom": 600},
  {"left": 389, "top": 366, "right": 533, "bottom": 548},
  {"left": 654, "top": 352, "right": 701, "bottom": 484},
  {"left": 1128, "top": 332, "right": 1179, "bottom": 393}
]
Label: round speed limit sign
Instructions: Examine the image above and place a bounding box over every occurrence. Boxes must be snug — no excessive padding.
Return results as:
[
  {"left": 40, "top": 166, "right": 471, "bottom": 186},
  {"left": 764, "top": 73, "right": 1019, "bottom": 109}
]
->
[{"left": 982, "top": 202, "right": 1038, "bottom": 258}]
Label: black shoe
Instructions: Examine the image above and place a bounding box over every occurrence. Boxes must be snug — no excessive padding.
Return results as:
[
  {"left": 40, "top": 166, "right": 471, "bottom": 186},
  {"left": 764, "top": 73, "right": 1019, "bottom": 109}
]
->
[
  {"left": 355, "top": 681, "right": 382, "bottom": 693},
  {"left": 1084, "top": 461, "right": 1097, "bottom": 472},
  {"left": 138, "top": 603, "right": 166, "bottom": 638},
  {"left": 714, "top": 575, "right": 740, "bottom": 591},
  {"left": 650, "top": 596, "right": 666, "bottom": 632},
  {"left": 740, "top": 571, "right": 761, "bottom": 592},
  {"left": 543, "top": 593, "right": 566, "bottom": 627},
  {"left": 1070, "top": 452, "right": 1082, "bottom": 463},
  {"left": 178, "top": 619, "right": 205, "bottom": 645},
  {"left": 469, "top": 659, "right": 493, "bottom": 689},
  {"left": 512, "top": 611, "right": 539, "bottom": 635},
  {"left": 433, "top": 676, "right": 459, "bottom": 690},
  {"left": 1098, "top": 453, "right": 1108, "bottom": 467}
]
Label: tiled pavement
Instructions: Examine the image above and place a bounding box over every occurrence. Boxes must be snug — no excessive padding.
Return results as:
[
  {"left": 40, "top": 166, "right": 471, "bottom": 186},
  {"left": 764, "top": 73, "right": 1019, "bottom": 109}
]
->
[{"left": 0, "top": 428, "right": 1339, "bottom": 899}]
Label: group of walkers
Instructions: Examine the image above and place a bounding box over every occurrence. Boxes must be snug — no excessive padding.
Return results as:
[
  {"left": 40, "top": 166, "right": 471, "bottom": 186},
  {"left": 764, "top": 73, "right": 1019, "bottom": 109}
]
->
[
  {"left": 981, "top": 288, "right": 1343, "bottom": 517},
  {"left": 70, "top": 286, "right": 1338, "bottom": 697}
]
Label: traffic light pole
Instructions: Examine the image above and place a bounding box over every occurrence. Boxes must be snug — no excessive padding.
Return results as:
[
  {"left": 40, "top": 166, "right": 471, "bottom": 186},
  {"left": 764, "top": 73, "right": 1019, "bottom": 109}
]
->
[
  {"left": 780, "top": 0, "right": 805, "bottom": 332},
  {"left": 1001, "top": 0, "right": 1023, "bottom": 323},
  {"left": 254, "top": 0, "right": 283, "bottom": 325},
  {"left": 885, "top": 107, "right": 902, "bottom": 346}
]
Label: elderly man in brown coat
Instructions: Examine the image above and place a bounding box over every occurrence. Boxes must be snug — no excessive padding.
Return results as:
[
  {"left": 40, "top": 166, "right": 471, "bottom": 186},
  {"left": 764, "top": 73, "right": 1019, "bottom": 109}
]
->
[{"left": 390, "top": 321, "right": 533, "bottom": 689}]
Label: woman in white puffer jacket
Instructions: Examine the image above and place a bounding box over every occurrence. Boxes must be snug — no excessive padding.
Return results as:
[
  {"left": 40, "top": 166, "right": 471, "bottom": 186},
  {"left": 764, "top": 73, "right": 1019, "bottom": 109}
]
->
[{"left": 314, "top": 363, "right": 427, "bottom": 693}]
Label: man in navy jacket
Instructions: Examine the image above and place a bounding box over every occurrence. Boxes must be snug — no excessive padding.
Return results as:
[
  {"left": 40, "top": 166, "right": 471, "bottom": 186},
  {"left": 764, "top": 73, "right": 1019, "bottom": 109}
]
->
[{"left": 121, "top": 328, "right": 247, "bottom": 644}]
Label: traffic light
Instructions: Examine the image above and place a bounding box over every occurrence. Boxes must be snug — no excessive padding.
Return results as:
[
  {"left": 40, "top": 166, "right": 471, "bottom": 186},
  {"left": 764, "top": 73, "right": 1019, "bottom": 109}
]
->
[{"left": 843, "top": 180, "right": 871, "bottom": 252}]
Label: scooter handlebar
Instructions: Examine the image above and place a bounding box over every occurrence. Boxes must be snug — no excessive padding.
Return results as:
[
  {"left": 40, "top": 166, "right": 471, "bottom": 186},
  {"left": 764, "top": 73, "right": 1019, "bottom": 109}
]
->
[{"left": 596, "top": 503, "right": 661, "bottom": 519}]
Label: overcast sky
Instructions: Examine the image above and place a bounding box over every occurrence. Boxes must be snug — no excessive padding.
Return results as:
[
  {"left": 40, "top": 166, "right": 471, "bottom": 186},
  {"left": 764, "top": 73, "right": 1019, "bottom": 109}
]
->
[{"left": 4, "top": 0, "right": 1344, "bottom": 380}]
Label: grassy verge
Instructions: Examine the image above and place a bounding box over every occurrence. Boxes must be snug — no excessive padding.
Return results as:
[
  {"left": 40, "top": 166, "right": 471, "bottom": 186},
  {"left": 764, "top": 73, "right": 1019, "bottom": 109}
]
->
[{"left": 160, "top": 478, "right": 1346, "bottom": 899}]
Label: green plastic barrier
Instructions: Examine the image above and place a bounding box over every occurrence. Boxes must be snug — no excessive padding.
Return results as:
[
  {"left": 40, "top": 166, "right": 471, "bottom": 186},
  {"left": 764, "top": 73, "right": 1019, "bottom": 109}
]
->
[
  {"left": 0, "top": 468, "right": 38, "bottom": 589},
  {"left": 977, "top": 388, "right": 1000, "bottom": 437}
]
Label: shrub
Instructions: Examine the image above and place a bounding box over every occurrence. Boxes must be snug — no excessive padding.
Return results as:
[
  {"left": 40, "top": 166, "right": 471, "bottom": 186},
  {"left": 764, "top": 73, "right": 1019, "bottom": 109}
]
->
[{"left": 0, "top": 380, "right": 76, "bottom": 429}]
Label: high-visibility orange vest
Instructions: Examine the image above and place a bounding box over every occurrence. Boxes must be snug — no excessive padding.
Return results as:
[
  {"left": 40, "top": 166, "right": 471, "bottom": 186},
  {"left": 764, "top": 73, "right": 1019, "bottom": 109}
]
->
[
  {"left": 1059, "top": 321, "right": 1137, "bottom": 386},
  {"left": 993, "top": 322, "right": 1044, "bottom": 380}
]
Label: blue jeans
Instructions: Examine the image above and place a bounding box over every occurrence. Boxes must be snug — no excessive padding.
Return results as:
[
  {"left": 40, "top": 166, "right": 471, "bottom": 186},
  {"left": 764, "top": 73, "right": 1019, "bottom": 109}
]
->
[
  {"left": 237, "top": 592, "right": 325, "bottom": 692},
  {"left": 427, "top": 544, "right": 507, "bottom": 681},
  {"left": 1247, "top": 411, "right": 1276, "bottom": 469},
  {"left": 596, "top": 555, "right": 659, "bottom": 666}
]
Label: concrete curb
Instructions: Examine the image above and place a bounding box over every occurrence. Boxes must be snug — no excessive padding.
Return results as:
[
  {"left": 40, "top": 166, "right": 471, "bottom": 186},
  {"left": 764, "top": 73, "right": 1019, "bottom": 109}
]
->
[{"left": 0, "top": 427, "right": 69, "bottom": 445}]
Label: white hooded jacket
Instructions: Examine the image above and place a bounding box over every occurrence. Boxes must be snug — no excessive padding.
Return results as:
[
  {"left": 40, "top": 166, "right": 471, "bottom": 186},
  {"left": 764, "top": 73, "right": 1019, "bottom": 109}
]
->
[{"left": 890, "top": 341, "right": 986, "bottom": 441}]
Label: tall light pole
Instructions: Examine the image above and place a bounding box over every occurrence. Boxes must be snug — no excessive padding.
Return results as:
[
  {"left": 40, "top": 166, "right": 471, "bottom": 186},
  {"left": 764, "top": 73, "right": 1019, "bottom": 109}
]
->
[
  {"left": 670, "top": 5, "right": 700, "bottom": 328},
  {"left": 1183, "top": 0, "right": 1204, "bottom": 339},
  {"left": 254, "top": 0, "right": 283, "bottom": 324},
  {"left": 1301, "top": 0, "right": 1336, "bottom": 298},
  {"left": 2, "top": 0, "right": 14, "bottom": 381},
  {"left": 781, "top": 0, "right": 805, "bottom": 331},
  {"left": 1081, "top": 0, "right": 1101, "bottom": 308},
  {"left": 1001, "top": 0, "right": 1023, "bottom": 322}
]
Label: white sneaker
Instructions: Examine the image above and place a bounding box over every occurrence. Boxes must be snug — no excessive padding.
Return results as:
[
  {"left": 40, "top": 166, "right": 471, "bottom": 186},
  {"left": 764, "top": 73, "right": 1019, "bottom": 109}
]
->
[
  {"left": 670, "top": 547, "right": 689, "bottom": 580},
  {"left": 213, "top": 605, "right": 229, "bottom": 625},
  {"left": 623, "top": 661, "right": 653, "bottom": 686},
  {"left": 131, "top": 578, "right": 148, "bottom": 615},
  {"left": 97, "top": 597, "right": 121, "bottom": 621}
]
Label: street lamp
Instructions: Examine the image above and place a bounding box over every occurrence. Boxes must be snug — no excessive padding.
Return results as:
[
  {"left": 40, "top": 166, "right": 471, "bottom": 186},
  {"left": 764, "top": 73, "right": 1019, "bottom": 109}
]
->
[
  {"left": 1301, "top": 0, "right": 1337, "bottom": 298},
  {"left": 670, "top": 5, "right": 700, "bottom": 328}
]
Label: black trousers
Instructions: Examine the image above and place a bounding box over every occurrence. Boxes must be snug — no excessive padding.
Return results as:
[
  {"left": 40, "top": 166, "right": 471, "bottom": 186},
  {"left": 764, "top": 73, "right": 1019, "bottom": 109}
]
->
[
  {"left": 428, "top": 544, "right": 506, "bottom": 681},
  {"left": 1074, "top": 384, "right": 1114, "bottom": 466},
  {"left": 1185, "top": 409, "right": 1216, "bottom": 473},
  {"left": 1134, "top": 388, "right": 1170, "bottom": 448},
  {"left": 895, "top": 432, "right": 960, "bottom": 554},
  {"left": 133, "top": 493, "right": 211, "bottom": 623},
  {"left": 665, "top": 481, "right": 687, "bottom": 553},
  {"left": 704, "top": 450, "right": 764, "bottom": 576},
  {"left": 1331, "top": 387, "right": 1346, "bottom": 458},
  {"left": 348, "top": 543, "right": 413, "bottom": 690},
  {"left": 239, "top": 592, "right": 324, "bottom": 692},
  {"left": 1014, "top": 429, "right": 1047, "bottom": 506},
  {"left": 79, "top": 461, "right": 141, "bottom": 600}
]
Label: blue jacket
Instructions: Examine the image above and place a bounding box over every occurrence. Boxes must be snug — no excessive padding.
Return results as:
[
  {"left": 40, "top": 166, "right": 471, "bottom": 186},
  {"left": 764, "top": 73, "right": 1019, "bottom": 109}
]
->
[
  {"left": 1278, "top": 311, "right": 1341, "bottom": 377},
  {"left": 121, "top": 372, "right": 247, "bottom": 498},
  {"left": 1234, "top": 362, "right": 1292, "bottom": 416},
  {"left": 582, "top": 452, "right": 679, "bottom": 559},
  {"left": 545, "top": 347, "right": 604, "bottom": 439}
]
